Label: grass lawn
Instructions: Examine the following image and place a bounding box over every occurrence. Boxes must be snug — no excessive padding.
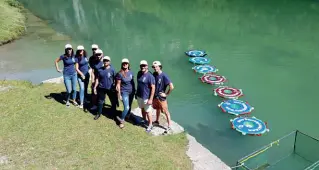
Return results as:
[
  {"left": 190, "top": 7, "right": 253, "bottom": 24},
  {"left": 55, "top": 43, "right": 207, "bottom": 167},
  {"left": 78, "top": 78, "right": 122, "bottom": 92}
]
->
[
  {"left": 0, "top": 80, "right": 192, "bottom": 169},
  {"left": 0, "top": 0, "right": 26, "bottom": 45}
]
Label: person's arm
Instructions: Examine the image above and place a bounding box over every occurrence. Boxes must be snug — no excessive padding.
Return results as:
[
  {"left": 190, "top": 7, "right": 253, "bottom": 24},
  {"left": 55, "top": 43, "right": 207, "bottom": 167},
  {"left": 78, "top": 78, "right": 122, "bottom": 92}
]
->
[
  {"left": 131, "top": 75, "right": 136, "bottom": 94},
  {"left": 116, "top": 79, "right": 122, "bottom": 99},
  {"left": 91, "top": 69, "right": 95, "bottom": 84},
  {"left": 147, "top": 76, "right": 155, "bottom": 104},
  {"left": 165, "top": 83, "right": 174, "bottom": 96},
  {"left": 75, "top": 63, "right": 85, "bottom": 79},
  {"left": 164, "top": 75, "right": 174, "bottom": 97},
  {"left": 93, "top": 72, "right": 99, "bottom": 94},
  {"left": 55, "top": 57, "right": 62, "bottom": 73}
]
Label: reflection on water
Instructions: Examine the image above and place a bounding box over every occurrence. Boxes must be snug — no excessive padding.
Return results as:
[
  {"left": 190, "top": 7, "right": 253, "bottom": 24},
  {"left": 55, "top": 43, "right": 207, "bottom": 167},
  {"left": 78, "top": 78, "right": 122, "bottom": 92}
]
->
[{"left": 1, "top": 0, "right": 319, "bottom": 165}]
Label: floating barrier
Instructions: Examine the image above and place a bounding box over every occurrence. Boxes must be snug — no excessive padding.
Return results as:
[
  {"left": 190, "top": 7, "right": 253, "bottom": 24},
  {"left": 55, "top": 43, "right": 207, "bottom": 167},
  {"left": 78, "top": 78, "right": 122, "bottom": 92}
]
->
[
  {"left": 192, "top": 65, "right": 218, "bottom": 74},
  {"left": 230, "top": 117, "right": 269, "bottom": 136},
  {"left": 189, "top": 57, "right": 211, "bottom": 65},
  {"left": 200, "top": 73, "right": 226, "bottom": 85},
  {"left": 214, "top": 86, "right": 243, "bottom": 99},
  {"left": 185, "top": 50, "right": 207, "bottom": 57},
  {"left": 218, "top": 99, "right": 254, "bottom": 116}
]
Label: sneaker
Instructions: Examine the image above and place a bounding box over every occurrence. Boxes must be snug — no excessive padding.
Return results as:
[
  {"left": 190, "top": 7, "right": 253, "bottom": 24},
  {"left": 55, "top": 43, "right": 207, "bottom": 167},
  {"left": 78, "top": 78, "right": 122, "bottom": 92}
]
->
[
  {"left": 71, "top": 100, "right": 78, "bottom": 106},
  {"left": 94, "top": 114, "right": 101, "bottom": 120},
  {"left": 66, "top": 101, "right": 70, "bottom": 107},
  {"left": 90, "top": 105, "right": 97, "bottom": 110},
  {"left": 146, "top": 125, "right": 153, "bottom": 133},
  {"left": 153, "top": 121, "right": 160, "bottom": 126},
  {"left": 78, "top": 104, "right": 83, "bottom": 109},
  {"left": 116, "top": 116, "right": 124, "bottom": 123},
  {"left": 164, "top": 127, "right": 172, "bottom": 134}
]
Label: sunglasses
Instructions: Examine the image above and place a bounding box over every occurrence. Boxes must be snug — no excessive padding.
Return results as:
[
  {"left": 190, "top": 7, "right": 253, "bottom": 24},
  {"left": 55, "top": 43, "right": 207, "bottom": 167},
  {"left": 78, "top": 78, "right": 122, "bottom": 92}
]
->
[
  {"left": 92, "top": 48, "right": 97, "bottom": 51},
  {"left": 66, "top": 48, "right": 72, "bottom": 50},
  {"left": 103, "top": 59, "right": 110, "bottom": 62},
  {"left": 140, "top": 64, "right": 147, "bottom": 68},
  {"left": 122, "top": 62, "right": 129, "bottom": 65}
]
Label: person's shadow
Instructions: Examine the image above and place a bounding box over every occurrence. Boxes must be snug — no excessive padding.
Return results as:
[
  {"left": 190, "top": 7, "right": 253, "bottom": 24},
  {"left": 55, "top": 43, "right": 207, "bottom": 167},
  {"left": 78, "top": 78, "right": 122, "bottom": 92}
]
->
[{"left": 44, "top": 92, "right": 144, "bottom": 127}]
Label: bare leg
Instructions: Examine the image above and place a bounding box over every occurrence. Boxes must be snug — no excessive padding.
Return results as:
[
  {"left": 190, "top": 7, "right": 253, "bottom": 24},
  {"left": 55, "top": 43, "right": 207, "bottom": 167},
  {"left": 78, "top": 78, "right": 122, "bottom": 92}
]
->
[
  {"left": 141, "top": 108, "right": 147, "bottom": 121},
  {"left": 146, "top": 112, "right": 152, "bottom": 127},
  {"left": 163, "top": 108, "right": 171, "bottom": 127},
  {"left": 155, "top": 109, "right": 161, "bottom": 122}
]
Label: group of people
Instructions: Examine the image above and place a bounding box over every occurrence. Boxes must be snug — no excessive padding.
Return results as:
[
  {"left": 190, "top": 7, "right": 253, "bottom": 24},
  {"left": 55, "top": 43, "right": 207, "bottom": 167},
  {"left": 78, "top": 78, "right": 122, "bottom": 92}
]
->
[{"left": 55, "top": 44, "right": 174, "bottom": 133}]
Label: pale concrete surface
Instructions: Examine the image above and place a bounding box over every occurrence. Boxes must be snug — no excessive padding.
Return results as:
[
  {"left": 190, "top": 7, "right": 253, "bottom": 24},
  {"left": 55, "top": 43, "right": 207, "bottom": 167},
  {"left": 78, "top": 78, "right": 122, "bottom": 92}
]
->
[
  {"left": 187, "top": 135, "right": 231, "bottom": 170},
  {"left": 41, "top": 76, "right": 63, "bottom": 84}
]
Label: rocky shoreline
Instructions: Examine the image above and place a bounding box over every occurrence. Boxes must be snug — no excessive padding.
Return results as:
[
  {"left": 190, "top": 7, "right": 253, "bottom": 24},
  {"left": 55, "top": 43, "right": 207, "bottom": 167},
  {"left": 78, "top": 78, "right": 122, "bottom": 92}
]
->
[{"left": 42, "top": 76, "right": 231, "bottom": 170}]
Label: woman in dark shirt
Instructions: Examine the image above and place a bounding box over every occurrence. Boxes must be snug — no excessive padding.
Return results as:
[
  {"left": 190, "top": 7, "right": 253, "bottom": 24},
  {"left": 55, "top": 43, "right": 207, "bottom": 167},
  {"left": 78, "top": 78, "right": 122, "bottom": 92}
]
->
[
  {"left": 75, "top": 45, "right": 89, "bottom": 109},
  {"left": 54, "top": 44, "right": 78, "bottom": 107},
  {"left": 115, "top": 58, "right": 135, "bottom": 128}
]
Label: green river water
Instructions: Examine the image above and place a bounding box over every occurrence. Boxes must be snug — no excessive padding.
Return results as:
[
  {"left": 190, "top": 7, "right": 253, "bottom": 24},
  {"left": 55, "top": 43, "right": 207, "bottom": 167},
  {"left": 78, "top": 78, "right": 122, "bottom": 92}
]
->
[{"left": 1, "top": 0, "right": 319, "bottom": 167}]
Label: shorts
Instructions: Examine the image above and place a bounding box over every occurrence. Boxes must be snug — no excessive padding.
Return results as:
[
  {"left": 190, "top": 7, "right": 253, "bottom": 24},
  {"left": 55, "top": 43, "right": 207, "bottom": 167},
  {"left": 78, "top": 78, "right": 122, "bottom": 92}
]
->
[
  {"left": 137, "top": 97, "right": 152, "bottom": 113},
  {"left": 153, "top": 98, "right": 168, "bottom": 112}
]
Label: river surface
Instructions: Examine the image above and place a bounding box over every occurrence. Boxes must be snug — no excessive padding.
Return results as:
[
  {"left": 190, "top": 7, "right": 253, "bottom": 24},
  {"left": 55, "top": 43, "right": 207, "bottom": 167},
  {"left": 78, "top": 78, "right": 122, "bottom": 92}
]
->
[{"left": 1, "top": 0, "right": 319, "bottom": 168}]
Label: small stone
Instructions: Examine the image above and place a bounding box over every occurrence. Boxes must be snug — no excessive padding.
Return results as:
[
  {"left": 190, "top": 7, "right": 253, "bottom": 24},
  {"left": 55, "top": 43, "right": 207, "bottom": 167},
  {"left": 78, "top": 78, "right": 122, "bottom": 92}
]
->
[{"left": 0, "top": 156, "right": 9, "bottom": 165}]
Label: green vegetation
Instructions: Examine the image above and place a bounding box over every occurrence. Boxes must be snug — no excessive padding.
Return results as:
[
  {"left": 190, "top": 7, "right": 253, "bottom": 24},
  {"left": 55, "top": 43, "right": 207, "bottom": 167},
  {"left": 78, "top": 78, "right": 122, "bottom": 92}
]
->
[
  {"left": 0, "top": 0, "right": 26, "bottom": 45},
  {"left": 0, "top": 80, "right": 192, "bottom": 169}
]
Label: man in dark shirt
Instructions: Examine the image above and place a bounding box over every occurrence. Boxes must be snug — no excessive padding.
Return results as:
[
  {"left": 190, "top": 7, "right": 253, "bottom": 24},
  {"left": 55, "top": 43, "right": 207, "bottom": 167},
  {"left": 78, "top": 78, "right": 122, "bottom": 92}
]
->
[
  {"left": 136, "top": 60, "right": 155, "bottom": 132},
  {"left": 93, "top": 56, "right": 117, "bottom": 120},
  {"left": 89, "top": 47, "right": 102, "bottom": 110},
  {"left": 152, "top": 61, "right": 174, "bottom": 133}
]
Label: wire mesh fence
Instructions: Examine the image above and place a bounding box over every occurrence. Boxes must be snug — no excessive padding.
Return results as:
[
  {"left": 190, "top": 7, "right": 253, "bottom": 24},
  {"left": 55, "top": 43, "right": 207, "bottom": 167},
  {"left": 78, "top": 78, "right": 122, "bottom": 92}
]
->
[{"left": 235, "top": 130, "right": 319, "bottom": 170}]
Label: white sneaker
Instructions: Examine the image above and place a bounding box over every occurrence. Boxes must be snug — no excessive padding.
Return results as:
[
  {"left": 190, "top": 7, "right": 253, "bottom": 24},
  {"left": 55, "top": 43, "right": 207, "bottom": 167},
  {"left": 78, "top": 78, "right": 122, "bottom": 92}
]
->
[{"left": 78, "top": 104, "right": 83, "bottom": 109}]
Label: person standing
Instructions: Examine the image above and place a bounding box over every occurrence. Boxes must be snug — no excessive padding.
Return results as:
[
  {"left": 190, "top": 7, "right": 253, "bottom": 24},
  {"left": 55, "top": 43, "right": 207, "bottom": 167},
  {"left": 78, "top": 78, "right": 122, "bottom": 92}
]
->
[
  {"left": 89, "top": 48, "right": 103, "bottom": 110},
  {"left": 55, "top": 44, "right": 78, "bottom": 107},
  {"left": 75, "top": 45, "right": 89, "bottom": 109},
  {"left": 93, "top": 56, "right": 117, "bottom": 120},
  {"left": 152, "top": 61, "right": 174, "bottom": 133},
  {"left": 115, "top": 58, "right": 135, "bottom": 128},
  {"left": 136, "top": 60, "right": 155, "bottom": 132}
]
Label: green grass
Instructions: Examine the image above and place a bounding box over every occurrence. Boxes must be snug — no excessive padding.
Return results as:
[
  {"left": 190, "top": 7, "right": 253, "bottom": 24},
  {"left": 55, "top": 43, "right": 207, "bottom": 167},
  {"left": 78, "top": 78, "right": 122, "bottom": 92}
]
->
[
  {"left": 0, "top": 0, "right": 26, "bottom": 45},
  {"left": 0, "top": 80, "right": 192, "bottom": 169}
]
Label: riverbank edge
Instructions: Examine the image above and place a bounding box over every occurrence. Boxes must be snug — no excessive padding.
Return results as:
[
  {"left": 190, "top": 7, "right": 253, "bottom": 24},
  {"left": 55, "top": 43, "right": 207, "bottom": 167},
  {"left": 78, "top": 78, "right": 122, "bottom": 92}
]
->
[
  {"left": 0, "top": 0, "right": 26, "bottom": 46},
  {"left": 42, "top": 76, "right": 231, "bottom": 170}
]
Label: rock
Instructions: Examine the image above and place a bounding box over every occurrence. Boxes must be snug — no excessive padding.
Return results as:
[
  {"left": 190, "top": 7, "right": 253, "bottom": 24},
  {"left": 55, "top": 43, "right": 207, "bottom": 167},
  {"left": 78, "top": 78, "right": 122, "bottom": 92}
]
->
[
  {"left": 130, "top": 107, "right": 184, "bottom": 136},
  {"left": 0, "top": 86, "right": 12, "bottom": 92},
  {"left": 0, "top": 156, "right": 9, "bottom": 165},
  {"left": 41, "top": 76, "right": 63, "bottom": 84},
  {"left": 186, "top": 134, "right": 231, "bottom": 170}
]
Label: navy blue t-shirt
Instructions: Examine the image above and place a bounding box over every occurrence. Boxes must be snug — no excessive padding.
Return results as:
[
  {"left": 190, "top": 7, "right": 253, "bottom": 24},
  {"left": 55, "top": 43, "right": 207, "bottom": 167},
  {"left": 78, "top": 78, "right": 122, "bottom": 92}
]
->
[
  {"left": 116, "top": 70, "right": 135, "bottom": 94},
  {"left": 97, "top": 66, "right": 116, "bottom": 89},
  {"left": 136, "top": 71, "right": 155, "bottom": 100},
  {"left": 75, "top": 56, "right": 89, "bottom": 75},
  {"left": 91, "top": 60, "right": 114, "bottom": 77},
  {"left": 59, "top": 55, "right": 76, "bottom": 76},
  {"left": 153, "top": 72, "right": 172, "bottom": 101}
]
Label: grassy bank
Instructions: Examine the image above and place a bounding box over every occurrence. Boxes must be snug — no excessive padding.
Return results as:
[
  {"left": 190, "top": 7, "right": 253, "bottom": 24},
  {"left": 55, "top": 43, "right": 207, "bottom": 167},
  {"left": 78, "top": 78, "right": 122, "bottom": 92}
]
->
[
  {"left": 0, "top": 80, "right": 192, "bottom": 169},
  {"left": 0, "top": 0, "right": 26, "bottom": 45}
]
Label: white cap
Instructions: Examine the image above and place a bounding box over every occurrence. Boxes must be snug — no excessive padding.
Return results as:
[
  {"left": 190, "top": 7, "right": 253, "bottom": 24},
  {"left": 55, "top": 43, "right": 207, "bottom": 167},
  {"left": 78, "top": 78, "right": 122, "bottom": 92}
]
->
[
  {"left": 122, "top": 58, "right": 129, "bottom": 63},
  {"left": 77, "top": 45, "right": 84, "bottom": 50},
  {"left": 65, "top": 44, "right": 72, "bottom": 49},
  {"left": 95, "top": 49, "right": 103, "bottom": 54},
  {"left": 140, "top": 60, "right": 148, "bottom": 65},
  {"left": 152, "top": 61, "right": 161, "bottom": 66},
  {"left": 103, "top": 56, "right": 111, "bottom": 61},
  {"left": 91, "top": 44, "right": 98, "bottom": 49}
]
